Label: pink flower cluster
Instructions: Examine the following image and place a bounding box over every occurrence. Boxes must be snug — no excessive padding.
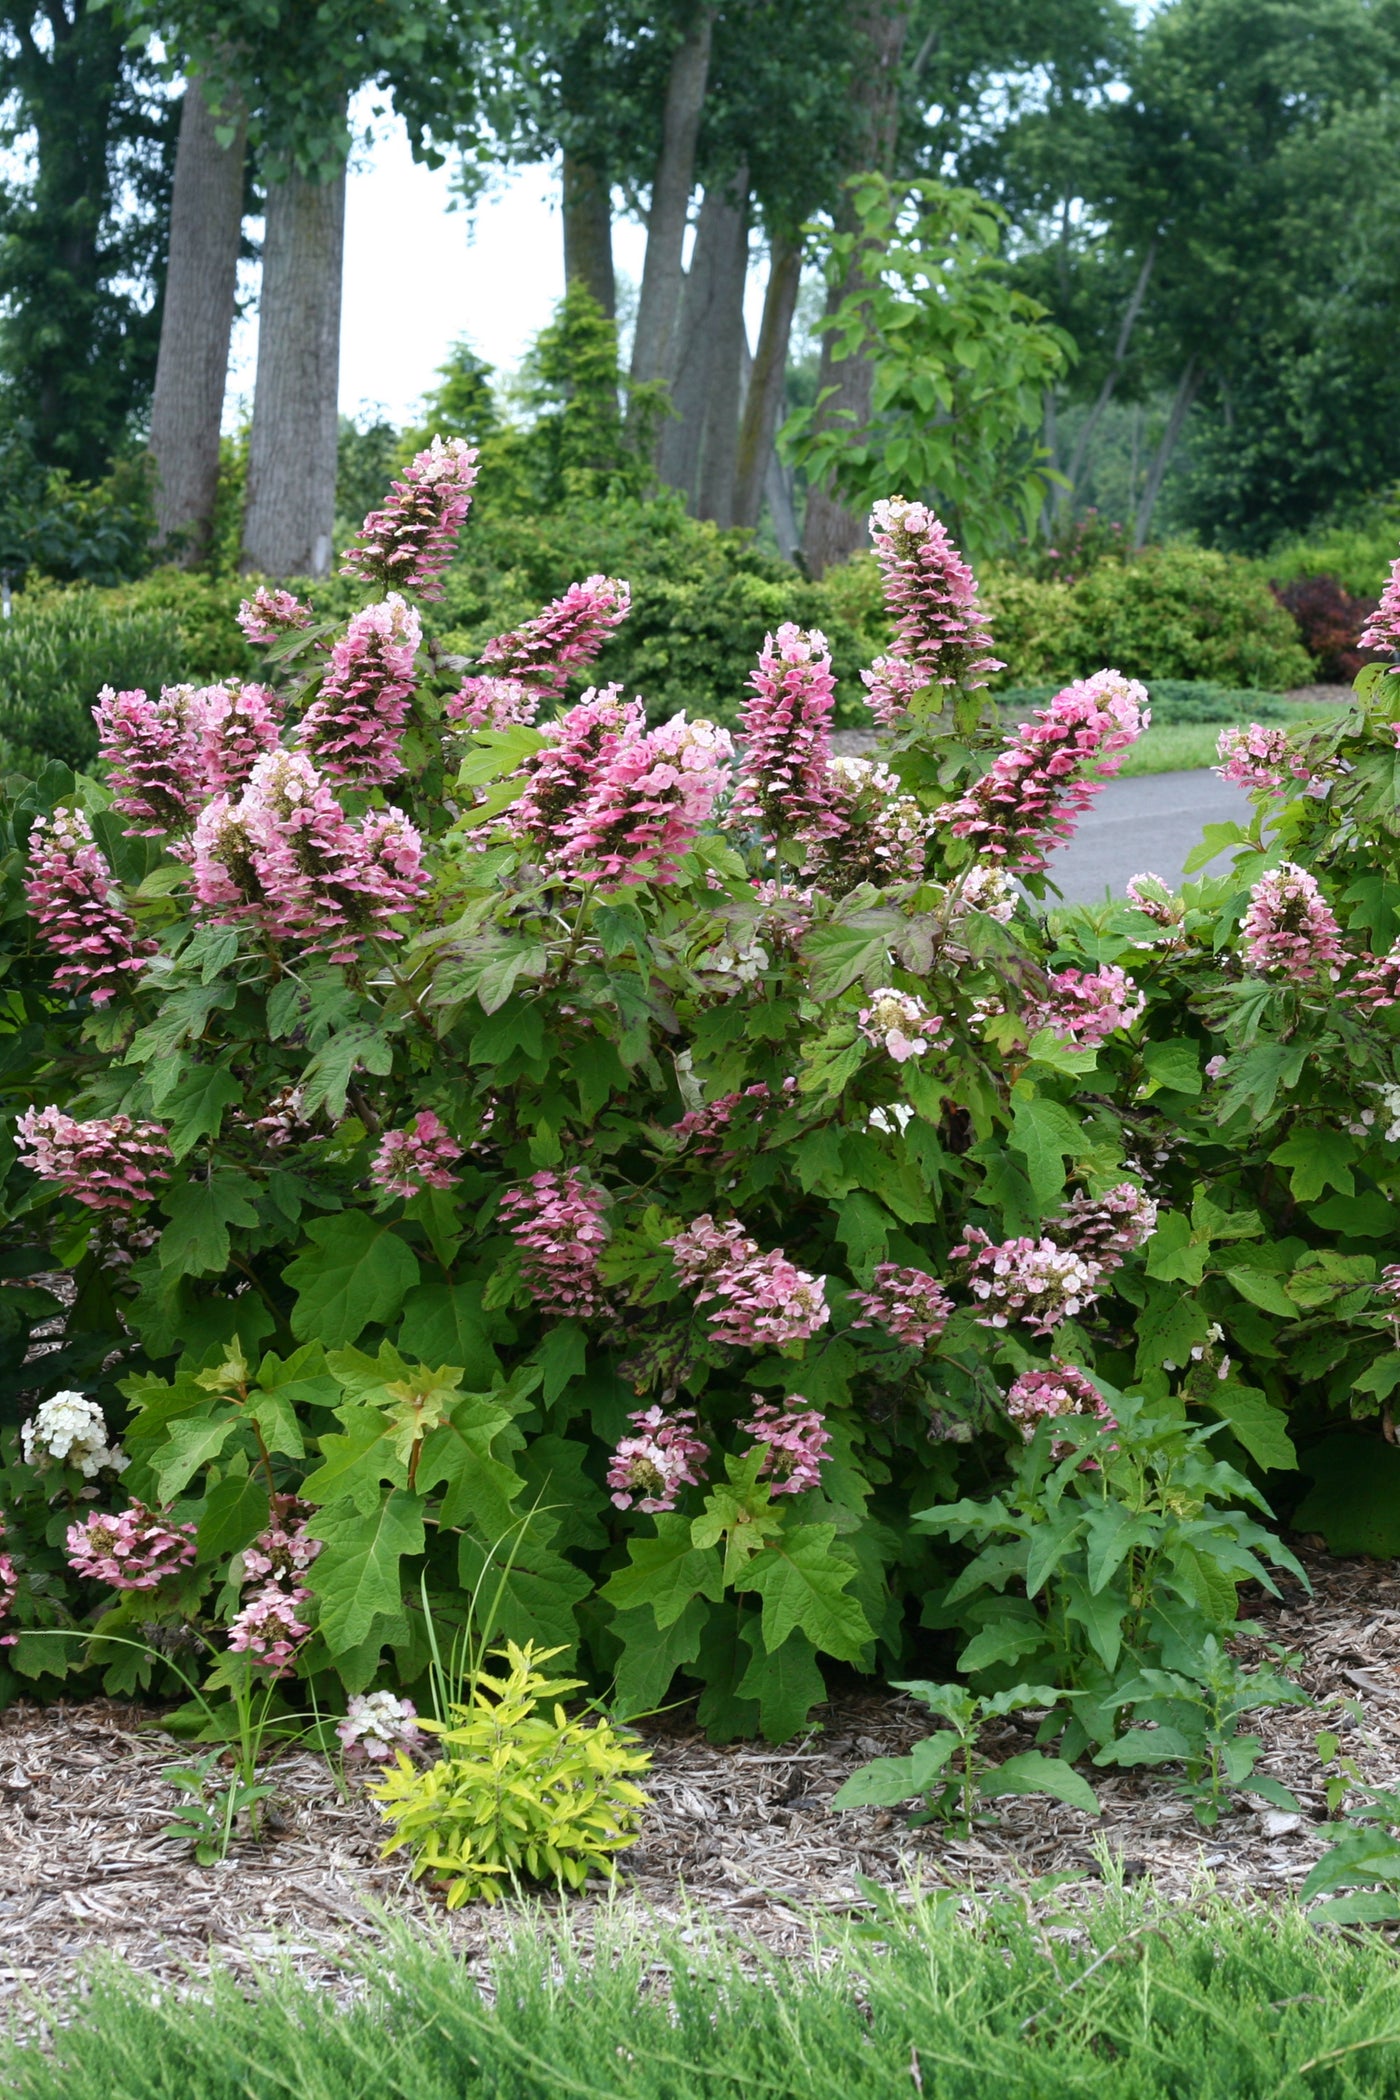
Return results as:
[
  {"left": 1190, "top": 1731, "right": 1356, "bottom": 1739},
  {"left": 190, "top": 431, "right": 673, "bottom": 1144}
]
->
[
  {"left": 65, "top": 1501, "right": 196, "bottom": 1589},
  {"left": 1051, "top": 1184, "right": 1158, "bottom": 1273},
  {"left": 238, "top": 587, "right": 312, "bottom": 644},
  {"left": 94, "top": 681, "right": 284, "bottom": 833},
  {"left": 342, "top": 434, "right": 479, "bottom": 598},
  {"left": 17, "top": 1106, "right": 171, "bottom": 1211},
  {"left": 667, "top": 1214, "right": 829, "bottom": 1350},
  {"left": 951, "top": 1229, "right": 1102, "bottom": 1335},
  {"left": 1359, "top": 559, "right": 1400, "bottom": 665},
  {"left": 807, "top": 757, "right": 931, "bottom": 890},
  {"left": 0, "top": 1516, "right": 18, "bottom": 1649},
  {"left": 849, "top": 1264, "right": 954, "bottom": 1348},
  {"left": 190, "top": 750, "right": 428, "bottom": 962},
  {"left": 671, "top": 1079, "right": 795, "bottom": 1157},
  {"left": 25, "top": 807, "right": 157, "bottom": 1004},
  {"left": 1004, "top": 1361, "right": 1116, "bottom": 1448},
  {"left": 1239, "top": 862, "right": 1346, "bottom": 983},
  {"left": 371, "top": 1110, "right": 462, "bottom": 1198},
  {"left": 938, "top": 672, "right": 1149, "bottom": 875},
  {"left": 448, "top": 575, "right": 631, "bottom": 726},
  {"left": 296, "top": 595, "right": 421, "bottom": 788},
  {"left": 742, "top": 1398, "right": 831, "bottom": 1495},
  {"left": 859, "top": 987, "right": 943, "bottom": 1062},
  {"left": 500, "top": 1170, "right": 610, "bottom": 1316},
  {"left": 862, "top": 498, "right": 1003, "bottom": 723},
  {"left": 607, "top": 1404, "right": 710, "bottom": 1512},
  {"left": 1214, "top": 723, "right": 1320, "bottom": 796},
  {"left": 1125, "top": 871, "right": 1183, "bottom": 930},
  {"left": 732, "top": 624, "right": 843, "bottom": 842},
  {"left": 1022, "top": 964, "right": 1145, "bottom": 1050},
  {"left": 229, "top": 1499, "right": 322, "bottom": 1676},
  {"left": 1344, "top": 942, "right": 1400, "bottom": 1013},
  {"left": 554, "top": 711, "right": 732, "bottom": 885},
  {"left": 508, "top": 689, "right": 728, "bottom": 883}
]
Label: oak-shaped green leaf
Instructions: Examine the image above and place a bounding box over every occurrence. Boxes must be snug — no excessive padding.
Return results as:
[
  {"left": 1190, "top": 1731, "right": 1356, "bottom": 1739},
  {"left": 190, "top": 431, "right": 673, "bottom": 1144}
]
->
[
  {"left": 735, "top": 1524, "right": 871, "bottom": 1663},
  {"left": 611, "top": 1596, "right": 709, "bottom": 1718},
  {"left": 151, "top": 1409, "right": 245, "bottom": 1501},
  {"left": 307, "top": 1489, "right": 425, "bottom": 1652},
  {"left": 601, "top": 1514, "right": 726, "bottom": 1628},
  {"left": 286, "top": 1214, "right": 420, "bottom": 1346},
  {"left": 736, "top": 1621, "right": 827, "bottom": 1743},
  {"left": 158, "top": 1174, "right": 259, "bottom": 1277},
  {"left": 156, "top": 1063, "right": 245, "bottom": 1161}
]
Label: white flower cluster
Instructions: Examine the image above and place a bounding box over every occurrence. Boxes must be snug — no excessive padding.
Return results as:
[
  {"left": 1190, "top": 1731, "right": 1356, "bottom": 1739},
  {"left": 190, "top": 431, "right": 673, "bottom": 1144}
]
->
[
  {"left": 1343, "top": 1083, "right": 1400, "bottom": 1144},
  {"left": 20, "top": 1391, "right": 126, "bottom": 1478},
  {"left": 335, "top": 1690, "right": 420, "bottom": 1761}
]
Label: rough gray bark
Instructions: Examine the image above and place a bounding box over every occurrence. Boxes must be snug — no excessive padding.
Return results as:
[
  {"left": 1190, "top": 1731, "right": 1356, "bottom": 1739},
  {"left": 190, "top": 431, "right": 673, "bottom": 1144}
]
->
[
  {"left": 148, "top": 78, "right": 246, "bottom": 565},
  {"left": 1132, "top": 357, "right": 1200, "bottom": 549},
  {"left": 628, "top": 7, "right": 714, "bottom": 402},
  {"left": 693, "top": 172, "right": 749, "bottom": 524},
  {"left": 242, "top": 162, "right": 346, "bottom": 579},
  {"left": 1060, "top": 240, "right": 1157, "bottom": 518},
  {"left": 733, "top": 231, "right": 800, "bottom": 532},
  {"left": 656, "top": 179, "right": 730, "bottom": 497},
  {"left": 562, "top": 149, "right": 615, "bottom": 317},
  {"left": 802, "top": 2, "right": 910, "bottom": 577}
]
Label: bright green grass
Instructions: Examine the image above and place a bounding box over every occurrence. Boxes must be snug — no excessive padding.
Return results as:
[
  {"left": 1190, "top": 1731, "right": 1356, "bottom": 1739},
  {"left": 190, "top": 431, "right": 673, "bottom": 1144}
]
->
[{"left": 8, "top": 1885, "right": 1400, "bottom": 2099}]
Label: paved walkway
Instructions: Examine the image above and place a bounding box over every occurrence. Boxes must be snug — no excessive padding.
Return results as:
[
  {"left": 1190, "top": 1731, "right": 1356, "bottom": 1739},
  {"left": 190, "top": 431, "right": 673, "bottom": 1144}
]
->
[{"left": 1043, "top": 769, "right": 1254, "bottom": 904}]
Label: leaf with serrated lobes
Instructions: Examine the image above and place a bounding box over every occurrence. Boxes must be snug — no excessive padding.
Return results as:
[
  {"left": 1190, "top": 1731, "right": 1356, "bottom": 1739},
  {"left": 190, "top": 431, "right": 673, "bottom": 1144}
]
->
[
  {"left": 307, "top": 1489, "right": 425, "bottom": 1653},
  {"left": 736, "top": 1620, "right": 827, "bottom": 1743},
  {"left": 612, "top": 1597, "right": 709, "bottom": 1718},
  {"left": 158, "top": 1175, "right": 259, "bottom": 1277},
  {"left": 735, "top": 1524, "right": 871, "bottom": 1663},
  {"left": 285, "top": 1214, "right": 420, "bottom": 1347},
  {"left": 601, "top": 1514, "right": 726, "bottom": 1628}
]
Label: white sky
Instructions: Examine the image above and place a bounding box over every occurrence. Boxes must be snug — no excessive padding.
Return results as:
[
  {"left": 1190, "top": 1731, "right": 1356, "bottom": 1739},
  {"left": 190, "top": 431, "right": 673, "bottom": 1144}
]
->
[{"left": 226, "top": 118, "right": 648, "bottom": 430}]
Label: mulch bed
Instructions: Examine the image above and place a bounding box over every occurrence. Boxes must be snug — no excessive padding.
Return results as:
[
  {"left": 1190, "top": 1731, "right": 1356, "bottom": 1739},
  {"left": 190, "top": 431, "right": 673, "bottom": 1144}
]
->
[{"left": 1, "top": 1546, "right": 1397, "bottom": 2013}]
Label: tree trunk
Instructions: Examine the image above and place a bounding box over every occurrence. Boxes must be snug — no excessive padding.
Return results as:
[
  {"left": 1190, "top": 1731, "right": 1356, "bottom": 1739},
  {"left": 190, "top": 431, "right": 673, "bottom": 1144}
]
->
[
  {"left": 656, "top": 178, "right": 730, "bottom": 498},
  {"left": 1132, "top": 358, "right": 1200, "bottom": 550},
  {"left": 802, "top": 2, "right": 910, "bottom": 577},
  {"left": 628, "top": 6, "right": 714, "bottom": 403},
  {"left": 149, "top": 78, "right": 246, "bottom": 565},
  {"left": 562, "top": 149, "right": 615, "bottom": 317},
  {"left": 1061, "top": 240, "right": 1156, "bottom": 518},
  {"left": 733, "top": 229, "right": 800, "bottom": 532},
  {"left": 241, "top": 161, "right": 346, "bottom": 579},
  {"left": 693, "top": 172, "right": 749, "bottom": 525}
]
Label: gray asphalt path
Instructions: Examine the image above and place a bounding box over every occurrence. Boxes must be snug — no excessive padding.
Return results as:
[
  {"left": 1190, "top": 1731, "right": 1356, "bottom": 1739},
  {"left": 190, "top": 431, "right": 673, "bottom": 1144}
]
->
[{"left": 1042, "top": 769, "right": 1254, "bottom": 904}]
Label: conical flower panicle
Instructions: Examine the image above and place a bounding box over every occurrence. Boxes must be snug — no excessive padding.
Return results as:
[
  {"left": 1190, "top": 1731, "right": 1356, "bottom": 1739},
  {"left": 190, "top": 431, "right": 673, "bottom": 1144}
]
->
[
  {"left": 25, "top": 808, "right": 157, "bottom": 1003},
  {"left": 342, "top": 435, "right": 479, "bottom": 599},
  {"left": 295, "top": 594, "right": 421, "bottom": 789}
]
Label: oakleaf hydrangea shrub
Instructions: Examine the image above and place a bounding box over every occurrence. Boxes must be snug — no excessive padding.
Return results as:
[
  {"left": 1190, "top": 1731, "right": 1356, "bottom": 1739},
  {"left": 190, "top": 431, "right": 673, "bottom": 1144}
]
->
[{"left": 2, "top": 443, "right": 1400, "bottom": 1747}]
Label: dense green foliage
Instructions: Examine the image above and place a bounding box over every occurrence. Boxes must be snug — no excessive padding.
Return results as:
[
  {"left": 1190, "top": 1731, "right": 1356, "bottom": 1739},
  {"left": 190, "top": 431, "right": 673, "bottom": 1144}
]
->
[
  {"left": 985, "top": 545, "right": 1313, "bottom": 689},
  {"left": 0, "top": 591, "right": 186, "bottom": 773},
  {"left": 9, "top": 1892, "right": 1400, "bottom": 2097}
]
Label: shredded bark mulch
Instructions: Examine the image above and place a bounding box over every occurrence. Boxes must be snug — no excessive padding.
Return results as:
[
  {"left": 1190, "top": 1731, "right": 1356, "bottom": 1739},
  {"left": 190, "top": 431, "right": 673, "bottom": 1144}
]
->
[{"left": 1, "top": 1546, "right": 1395, "bottom": 2013}]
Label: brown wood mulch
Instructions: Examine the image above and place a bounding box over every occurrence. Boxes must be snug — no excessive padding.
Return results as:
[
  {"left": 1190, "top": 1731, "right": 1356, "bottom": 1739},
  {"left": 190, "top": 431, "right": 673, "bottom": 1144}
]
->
[{"left": 0, "top": 1545, "right": 1396, "bottom": 2015}]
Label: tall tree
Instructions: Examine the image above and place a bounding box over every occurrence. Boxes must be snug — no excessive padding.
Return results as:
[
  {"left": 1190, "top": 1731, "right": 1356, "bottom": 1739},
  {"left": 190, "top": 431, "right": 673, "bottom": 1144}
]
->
[
  {"left": 801, "top": 1, "right": 911, "bottom": 576},
  {"left": 628, "top": 5, "right": 715, "bottom": 399},
  {"left": 148, "top": 75, "right": 247, "bottom": 563},
  {"left": 0, "top": 3, "right": 175, "bottom": 473},
  {"left": 147, "top": 0, "right": 486, "bottom": 576}
]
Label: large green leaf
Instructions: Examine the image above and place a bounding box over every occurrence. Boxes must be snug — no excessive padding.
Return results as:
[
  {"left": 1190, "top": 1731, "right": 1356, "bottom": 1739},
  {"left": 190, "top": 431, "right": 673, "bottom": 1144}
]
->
[
  {"left": 736, "top": 1621, "right": 827, "bottom": 1743},
  {"left": 151, "top": 1409, "right": 244, "bottom": 1501},
  {"left": 195, "top": 1470, "right": 269, "bottom": 1566},
  {"left": 1268, "top": 1128, "right": 1357, "bottom": 1202},
  {"left": 157, "top": 1175, "right": 259, "bottom": 1278},
  {"left": 396, "top": 1280, "right": 501, "bottom": 1387},
  {"left": 298, "top": 1411, "right": 400, "bottom": 1515},
  {"left": 307, "top": 1490, "right": 425, "bottom": 1652},
  {"left": 981, "top": 1752, "right": 1099, "bottom": 1815},
  {"left": 1203, "top": 1384, "right": 1297, "bottom": 1472},
  {"left": 1009, "top": 1090, "right": 1082, "bottom": 1207},
  {"left": 736, "top": 1524, "right": 871, "bottom": 1663},
  {"left": 457, "top": 1530, "right": 591, "bottom": 1659},
  {"left": 601, "top": 1516, "right": 726, "bottom": 1628},
  {"left": 155, "top": 1064, "right": 245, "bottom": 1161},
  {"left": 611, "top": 1597, "right": 709, "bottom": 1718},
  {"left": 286, "top": 1214, "right": 420, "bottom": 1346}
]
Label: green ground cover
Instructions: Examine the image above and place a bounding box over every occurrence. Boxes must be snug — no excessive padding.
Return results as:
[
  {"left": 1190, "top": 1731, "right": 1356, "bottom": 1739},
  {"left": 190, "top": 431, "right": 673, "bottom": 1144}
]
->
[{"left": 6, "top": 1888, "right": 1400, "bottom": 2099}]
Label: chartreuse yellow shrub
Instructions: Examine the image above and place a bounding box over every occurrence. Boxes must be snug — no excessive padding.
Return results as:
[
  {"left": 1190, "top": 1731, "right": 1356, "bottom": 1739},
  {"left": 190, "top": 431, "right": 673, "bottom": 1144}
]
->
[{"left": 368, "top": 1642, "right": 651, "bottom": 1907}]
